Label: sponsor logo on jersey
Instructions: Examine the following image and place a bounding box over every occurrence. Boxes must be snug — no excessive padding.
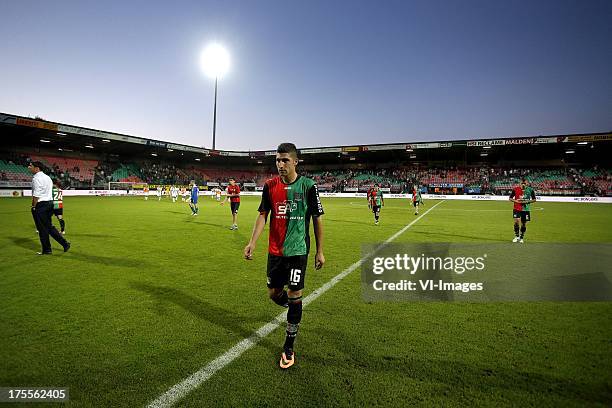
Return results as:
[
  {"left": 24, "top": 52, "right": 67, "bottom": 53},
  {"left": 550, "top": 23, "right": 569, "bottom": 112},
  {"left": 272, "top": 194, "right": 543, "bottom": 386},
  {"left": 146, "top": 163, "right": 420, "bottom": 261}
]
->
[{"left": 277, "top": 200, "right": 298, "bottom": 215}]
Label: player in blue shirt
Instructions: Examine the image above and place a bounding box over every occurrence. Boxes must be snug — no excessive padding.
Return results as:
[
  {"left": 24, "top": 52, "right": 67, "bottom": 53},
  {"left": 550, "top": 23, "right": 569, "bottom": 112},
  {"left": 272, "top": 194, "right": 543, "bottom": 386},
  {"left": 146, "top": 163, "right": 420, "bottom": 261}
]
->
[{"left": 189, "top": 181, "right": 199, "bottom": 216}]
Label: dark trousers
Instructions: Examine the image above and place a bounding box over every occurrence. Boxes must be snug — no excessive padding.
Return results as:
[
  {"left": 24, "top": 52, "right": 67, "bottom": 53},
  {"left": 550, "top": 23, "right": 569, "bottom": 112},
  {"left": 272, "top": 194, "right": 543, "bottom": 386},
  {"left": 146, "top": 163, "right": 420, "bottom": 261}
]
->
[{"left": 32, "top": 201, "right": 68, "bottom": 253}]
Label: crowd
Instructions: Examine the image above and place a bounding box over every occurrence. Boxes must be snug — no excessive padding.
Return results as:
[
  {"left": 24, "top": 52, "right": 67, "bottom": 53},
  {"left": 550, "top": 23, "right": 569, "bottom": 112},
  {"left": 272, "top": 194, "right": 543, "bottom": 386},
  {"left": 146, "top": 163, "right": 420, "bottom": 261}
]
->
[{"left": 1, "top": 151, "right": 610, "bottom": 196}]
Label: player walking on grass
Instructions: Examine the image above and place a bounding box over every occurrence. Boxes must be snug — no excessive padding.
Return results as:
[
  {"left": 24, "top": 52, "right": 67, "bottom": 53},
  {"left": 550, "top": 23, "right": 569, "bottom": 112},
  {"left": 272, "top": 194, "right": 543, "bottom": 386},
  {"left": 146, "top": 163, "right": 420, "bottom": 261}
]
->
[
  {"left": 189, "top": 181, "right": 199, "bottom": 216},
  {"left": 244, "top": 143, "right": 325, "bottom": 369},
  {"left": 509, "top": 178, "right": 536, "bottom": 243},
  {"left": 221, "top": 177, "right": 240, "bottom": 230},
  {"left": 412, "top": 185, "right": 423, "bottom": 215},
  {"left": 213, "top": 187, "right": 222, "bottom": 201},
  {"left": 52, "top": 179, "right": 66, "bottom": 234},
  {"left": 367, "top": 184, "right": 384, "bottom": 225}
]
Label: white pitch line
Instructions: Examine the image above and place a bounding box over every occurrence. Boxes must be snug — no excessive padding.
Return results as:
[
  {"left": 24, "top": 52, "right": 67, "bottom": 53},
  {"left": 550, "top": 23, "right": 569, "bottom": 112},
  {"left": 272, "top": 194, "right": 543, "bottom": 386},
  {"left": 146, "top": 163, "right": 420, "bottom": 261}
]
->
[{"left": 147, "top": 200, "right": 445, "bottom": 408}]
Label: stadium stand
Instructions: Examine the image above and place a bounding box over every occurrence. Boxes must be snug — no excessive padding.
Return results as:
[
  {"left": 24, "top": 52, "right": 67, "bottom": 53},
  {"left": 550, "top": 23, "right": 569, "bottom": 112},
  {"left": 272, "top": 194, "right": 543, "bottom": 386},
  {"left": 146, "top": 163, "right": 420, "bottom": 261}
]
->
[
  {"left": 0, "top": 113, "right": 609, "bottom": 196},
  {"left": 30, "top": 155, "right": 98, "bottom": 184},
  {"left": 111, "top": 163, "right": 144, "bottom": 183},
  {"left": 0, "top": 160, "right": 31, "bottom": 184},
  {"left": 2, "top": 149, "right": 610, "bottom": 196}
]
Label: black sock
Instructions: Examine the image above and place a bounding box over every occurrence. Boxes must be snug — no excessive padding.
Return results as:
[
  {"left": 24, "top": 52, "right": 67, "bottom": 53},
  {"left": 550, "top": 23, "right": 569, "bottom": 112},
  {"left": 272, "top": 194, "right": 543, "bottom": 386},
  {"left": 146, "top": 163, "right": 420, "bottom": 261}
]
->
[
  {"left": 272, "top": 290, "right": 288, "bottom": 307},
  {"left": 59, "top": 219, "right": 65, "bottom": 232},
  {"left": 514, "top": 224, "right": 520, "bottom": 236},
  {"left": 284, "top": 296, "right": 302, "bottom": 350},
  {"left": 520, "top": 225, "right": 526, "bottom": 238}
]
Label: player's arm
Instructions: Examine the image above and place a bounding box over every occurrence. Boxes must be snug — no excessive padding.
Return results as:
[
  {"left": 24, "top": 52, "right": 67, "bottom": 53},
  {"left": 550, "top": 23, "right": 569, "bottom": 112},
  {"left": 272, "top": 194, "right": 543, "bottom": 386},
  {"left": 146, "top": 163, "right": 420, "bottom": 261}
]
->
[
  {"left": 509, "top": 190, "right": 519, "bottom": 203},
  {"left": 308, "top": 184, "right": 325, "bottom": 269},
  {"left": 313, "top": 215, "right": 325, "bottom": 270},
  {"left": 244, "top": 183, "right": 271, "bottom": 260},
  {"left": 31, "top": 178, "right": 41, "bottom": 208},
  {"left": 525, "top": 190, "right": 537, "bottom": 204},
  {"left": 221, "top": 189, "right": 229, "bottom": 204}
]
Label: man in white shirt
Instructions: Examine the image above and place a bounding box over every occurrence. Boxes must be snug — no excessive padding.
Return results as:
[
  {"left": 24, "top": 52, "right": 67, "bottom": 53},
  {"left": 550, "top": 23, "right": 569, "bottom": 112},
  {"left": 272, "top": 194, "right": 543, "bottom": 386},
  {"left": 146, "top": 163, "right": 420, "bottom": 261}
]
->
[{"left": 29, "top": 161, "right": 70, "bottom": 255}]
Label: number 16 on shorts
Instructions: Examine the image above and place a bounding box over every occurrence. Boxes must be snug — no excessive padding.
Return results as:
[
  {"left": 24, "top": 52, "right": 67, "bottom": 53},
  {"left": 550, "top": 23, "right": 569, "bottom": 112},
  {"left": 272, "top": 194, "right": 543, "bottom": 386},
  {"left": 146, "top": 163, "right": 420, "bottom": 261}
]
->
[{"left": 289, "top": 268, "right": 301, "bottom": 285}]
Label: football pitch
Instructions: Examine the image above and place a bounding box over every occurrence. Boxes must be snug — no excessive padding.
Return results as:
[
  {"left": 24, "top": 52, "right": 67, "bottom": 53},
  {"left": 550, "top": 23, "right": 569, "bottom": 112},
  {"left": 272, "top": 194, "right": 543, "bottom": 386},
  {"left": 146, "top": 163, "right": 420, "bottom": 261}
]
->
[{"left": 1, "top": 196, "right": 611, "bottom": 407}]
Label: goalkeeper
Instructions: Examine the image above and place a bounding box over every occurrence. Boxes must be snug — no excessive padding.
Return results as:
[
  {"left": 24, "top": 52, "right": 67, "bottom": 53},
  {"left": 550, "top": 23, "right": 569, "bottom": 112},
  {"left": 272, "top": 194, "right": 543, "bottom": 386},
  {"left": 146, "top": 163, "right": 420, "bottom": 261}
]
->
[{"left": 189, "top": 181, "right": 199, "bottom": 216}]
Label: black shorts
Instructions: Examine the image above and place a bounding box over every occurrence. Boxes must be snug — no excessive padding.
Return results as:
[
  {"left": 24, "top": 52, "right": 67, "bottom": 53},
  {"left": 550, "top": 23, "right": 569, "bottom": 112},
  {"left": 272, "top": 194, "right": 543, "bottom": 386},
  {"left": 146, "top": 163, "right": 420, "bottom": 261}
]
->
[
  {"left": 230, "top": 201, "right": 240, "bottom": 214},
  {"left": 372, "top": 205, "right": 380, "bottom": 214},
  {"left": 413, "top": 200, "right": 419, "bottom": 207},
  {"left": 267, "top": 254, "right": 308, "bottom": 290},
  {"left": 513, "top": 210, "right": 531, "bottom": 223},
  {"left": 53, "top": 208, "right": 63, "bottom": 216}
]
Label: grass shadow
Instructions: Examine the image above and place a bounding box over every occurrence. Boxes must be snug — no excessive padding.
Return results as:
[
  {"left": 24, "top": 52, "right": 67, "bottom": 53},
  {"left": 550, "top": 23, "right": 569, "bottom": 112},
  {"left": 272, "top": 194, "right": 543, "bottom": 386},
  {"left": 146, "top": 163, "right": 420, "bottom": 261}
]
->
[
  {"left": 325, "top": 218, "right": 373, "bottom": 226},
  {"left": 130, "top": 282, "right": 282, "bottom": 354},
  {"left": 67, "top": 251, "right": 151, "bottom": 268},
  {"left": 67, "top": 233, "right": 119, "bottom": 239},
  {"left": 8, "top": 236, "right": 42, "bottom": 251},
  {"left": 187, "top": 220, "right": 229, "bottom": 230},
  {"left": 410, "top": 230, "right": 506, "bottom": 242}
]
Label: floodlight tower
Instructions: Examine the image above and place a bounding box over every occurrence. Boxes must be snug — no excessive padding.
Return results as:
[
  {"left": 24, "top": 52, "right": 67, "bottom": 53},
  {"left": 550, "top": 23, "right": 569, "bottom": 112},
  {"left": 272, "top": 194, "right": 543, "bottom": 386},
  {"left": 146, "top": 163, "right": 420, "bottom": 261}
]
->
[{"left": 200, "top": 43, "right": 230, "bottom": 150}]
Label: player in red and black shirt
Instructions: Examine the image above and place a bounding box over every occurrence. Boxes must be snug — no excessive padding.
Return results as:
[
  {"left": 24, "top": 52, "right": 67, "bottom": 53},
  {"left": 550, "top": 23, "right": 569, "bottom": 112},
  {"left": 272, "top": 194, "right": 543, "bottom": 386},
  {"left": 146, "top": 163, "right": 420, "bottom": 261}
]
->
[
  {"left": 244, "top": 142, "right": 325, "bottom": 369},
  {"left": 509, "top": 178, "right": 537, "bottom": 243},
  {"left": 221, "top": 177, "right": 241, "bottom": 230},
  {"left": 367, "top": 184, "right": 384, "bottom": 224}
]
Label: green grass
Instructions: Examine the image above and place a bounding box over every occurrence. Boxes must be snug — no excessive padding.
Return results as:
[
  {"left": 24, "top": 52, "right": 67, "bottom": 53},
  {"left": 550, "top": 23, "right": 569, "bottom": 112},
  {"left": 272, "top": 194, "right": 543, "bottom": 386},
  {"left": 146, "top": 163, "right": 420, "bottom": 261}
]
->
[{"left": 0, "top": 196, "right": 611, "bottom": 407}]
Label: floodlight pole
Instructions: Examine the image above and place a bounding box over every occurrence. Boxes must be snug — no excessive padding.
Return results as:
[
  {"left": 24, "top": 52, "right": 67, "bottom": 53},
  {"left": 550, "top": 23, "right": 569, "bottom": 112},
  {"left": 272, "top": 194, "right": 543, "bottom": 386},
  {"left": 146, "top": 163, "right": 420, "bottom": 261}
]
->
[{"left": 212, "top": 76, "right": 218, "bottom": 150}]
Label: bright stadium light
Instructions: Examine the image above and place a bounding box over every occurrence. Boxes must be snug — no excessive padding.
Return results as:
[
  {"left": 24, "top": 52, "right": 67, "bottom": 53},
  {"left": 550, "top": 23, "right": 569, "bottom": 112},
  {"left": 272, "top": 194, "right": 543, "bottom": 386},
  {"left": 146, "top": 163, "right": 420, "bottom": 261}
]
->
[
  {"left": 200, "top": 43, "right": 230, "bottom": 150},
  {"left": 200, "top": 43, "right": 230, "bottom": 79}
]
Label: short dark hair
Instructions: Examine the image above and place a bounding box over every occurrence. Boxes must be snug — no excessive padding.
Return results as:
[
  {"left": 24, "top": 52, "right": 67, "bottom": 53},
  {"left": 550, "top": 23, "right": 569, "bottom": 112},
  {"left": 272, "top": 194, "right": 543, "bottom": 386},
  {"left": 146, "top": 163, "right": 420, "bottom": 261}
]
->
[
  {"left": 29, "top": 161, "right": 45, "bottom": 170},
  {"left": 229, "top": 177, "right": 235, "bottom": 181},
  {"left": 277, "top": 143, "right": 298, "bottom": 158}
]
